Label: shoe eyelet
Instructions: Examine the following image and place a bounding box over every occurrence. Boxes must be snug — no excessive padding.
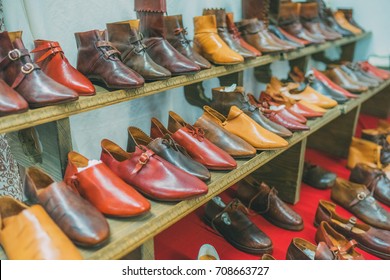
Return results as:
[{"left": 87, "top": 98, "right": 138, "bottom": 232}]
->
[{"left": 357, "top": 192, "right": 366, "bottom": 201}]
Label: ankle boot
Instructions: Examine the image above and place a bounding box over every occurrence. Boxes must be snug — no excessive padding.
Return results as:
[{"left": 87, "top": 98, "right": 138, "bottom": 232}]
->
[
  {"left": 210, "top": 85, "right": 292, "bottom": 138},
  {"left": 225, "top": 12, "right": 261, "bottom": 57},
  {"left": 0, "top": 79, "right": 28, "bottom": 116},
  {"left": 74, "top": 29, "right": 144, "bottom": 90},
  {"left": 193, "top": 15, "right": 244, "bottom": 65},
  {"left": 135, "top": 0, "right": 200, "bottom": 75},
  {"left": 300, "top": 2, "right": 342, "bottom": 41},
  {"left": 277, "top": 2, "right": 325, "bottom": 44},
  {"left": 238, "top": 18, "right": 288, "bottom": 53},
  {"left": 106, "top": 20, "right": 171, "bottom": 81},
  {"left": 361, "top": 129, "right": 390, "bottom": 165},
  {"left": 337, "top": 9, "right": 365, "bottom": 31},
  {"left": 242, "top": 0, "right": 298, "bottom": 51},
  {"left": 31, "top": 40, "right": 95, "bottom": 96},
  {"left": 203, "top": 8, "right": 256, "bottom": 59},
  {"left": 0, "top": 31, "right": 78, "bottom": 108},
  {"left": 163, "top": 15, "right": 211, "bottom": 70}
]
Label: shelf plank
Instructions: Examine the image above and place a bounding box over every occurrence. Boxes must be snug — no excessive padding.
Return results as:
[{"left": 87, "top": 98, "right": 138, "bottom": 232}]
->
[{"left": 0, "top": 33, "right": 370, "bottom": 135}]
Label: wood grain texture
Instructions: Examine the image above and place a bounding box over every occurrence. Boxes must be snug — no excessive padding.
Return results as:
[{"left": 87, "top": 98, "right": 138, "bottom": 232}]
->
[
  {"left": 360, "top": 84, "right": 390, "bottom": 118},
  {"left": 0, "top": 33, "right": 370, "bottom": 135},
  {"left": 250, "top": 138, "right": 307, "bottom": 204}
]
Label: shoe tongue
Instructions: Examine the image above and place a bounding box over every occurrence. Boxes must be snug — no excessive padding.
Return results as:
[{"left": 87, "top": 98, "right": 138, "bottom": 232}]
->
[{"left": 314, "top": 242, "right": 335, "bottom": 260}]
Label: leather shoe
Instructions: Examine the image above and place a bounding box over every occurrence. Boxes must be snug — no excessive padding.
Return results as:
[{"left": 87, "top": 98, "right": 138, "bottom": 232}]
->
[
  {"left": 101, "top": 139, "right": 208, "bottom": 201},
  {"left": 193, "top": 15, "right": 244, "bottom": 65},
  {"left": 64, "top": 151, "right": 151, "bottom": 217},
  {"left": 0, "top": 79, "right": 28, "bottom": 116},
  {"left": 127, "top": 126, "right": 210, "bottom": 181},
  {"left": 236, "top": 179, "right": 303, "bottom": 231},
  {"left": 347, "top": 137, "right": 382, "bottom": 169},
  {"left": 361, "top": 129, "right": 390, "bottom": 165},
  {"left": 31, "top": 40, "right": 95, "bottom": 96},
  {"left": 314, "top": 200, "right": 390, "bottom": 259},
  {"left": 286, "top": 237, "right": 337, "bottom": 260},
  {"left": 24, "top": 167, "right": 109, "bottom": 247},
  {"left": 202, "top": 105, "right": 289, "bottom": 150},
  {"left": 303, "top": 162, "right": 337, "bottom": 189},
  {"left": 0, "top": 196, "right": 82, "bottom": 260},
  {"left": 194, "top": 108, "right": 257, "bottom": 158},
  {"left": 315, "top": 221, "right": 365, "bottom": 260},
  {"left": 204, "top": 196, "right": 273, "bottom": 254},
  {"left": 331, "top": 178, "right": 390, "bottom": 230},
  {"left": 349, "top": 163, "right": 390, "bottom": 207},
  {"left": 151, "top": 112, "right": 237, "bottom": 170},
  {"left": 325, "top": 66, "right": 368, "bottom": 93}
]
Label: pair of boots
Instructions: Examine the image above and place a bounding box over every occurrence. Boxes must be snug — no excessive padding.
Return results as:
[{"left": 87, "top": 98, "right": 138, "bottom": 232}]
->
[{"left": 0, "top": 31, "right": 78, "bottom": 116}]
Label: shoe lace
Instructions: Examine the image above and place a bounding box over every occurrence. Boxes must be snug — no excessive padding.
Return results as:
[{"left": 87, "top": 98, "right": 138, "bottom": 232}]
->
[
  {"left": 174, "top": 27, "right": 192, "bottom": 46},
  {"left": 185, "top": 124, "right": 205, "bottom": 142}
]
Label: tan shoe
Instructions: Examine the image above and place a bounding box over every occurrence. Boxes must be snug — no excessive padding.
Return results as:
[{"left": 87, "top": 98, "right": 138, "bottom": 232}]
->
[
  {"left": 347, "top": 137, "right": 382, "bottom": 169},
  {"left": 334, "top": 11, "right": 362, "bottom": 35},
  {"left": 0, "top": 196, "right": 82, "bottom": 260},
  {"left": 193, "top": 15, "right": 244, "bottom": 65},
  {"left": 202, "top": 105, "right": 288, "bottom": 150}
]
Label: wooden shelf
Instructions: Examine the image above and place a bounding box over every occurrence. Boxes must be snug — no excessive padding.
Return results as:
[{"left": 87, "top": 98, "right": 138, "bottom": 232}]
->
[{"left": 0, "top": 33, "right": 370, "bottom": 135}]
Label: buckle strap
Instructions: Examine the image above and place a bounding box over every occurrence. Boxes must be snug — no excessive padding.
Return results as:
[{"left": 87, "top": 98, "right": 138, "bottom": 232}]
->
[
  {"left": 95, "top": 41, "right": 121, "bottom": 58},
  {"left": 31, "top": 42, "right": 63, "bottom": 63},
  {"left": 0, "top": 48, "right": 30, "bottom": 70},
  {"left": 345, "top": 216, "right": 357, "bottom": 232},
  {"left": 130, "top": 148, "right": 155, "bottom": 175},
  {"left": 348, "top": 188, "right": 371, "bottom": 207},
  {"left": 11, "top": 63, "right": 40, "bottom": 89}
]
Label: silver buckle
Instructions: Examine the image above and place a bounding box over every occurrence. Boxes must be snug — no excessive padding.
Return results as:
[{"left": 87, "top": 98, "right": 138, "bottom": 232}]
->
[
  {"left": 21, "top": 63, "right": 34, "bottom": 74},
  {"left": 8, "top": 49, "right": 21, "bottom": 61},
  {"left": 357, "top": 192, "right": 367, "bottom": 201}
]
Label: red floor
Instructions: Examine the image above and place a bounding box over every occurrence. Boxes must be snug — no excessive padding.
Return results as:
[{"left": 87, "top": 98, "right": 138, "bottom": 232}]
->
[{"left": 155, "top": 114, "right": 389, "bottom": 260}]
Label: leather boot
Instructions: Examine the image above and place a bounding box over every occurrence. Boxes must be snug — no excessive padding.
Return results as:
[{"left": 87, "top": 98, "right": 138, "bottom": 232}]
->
[
  {"left": 300, "top": 2, "right": 341, "bottom": 41},
  {"left": 321, "top": 7, "right": 354, "bottom": 37},
  {"left": 106, "top": 20, "right": 171, "bottom": 81},
  {"left": 333, "top": 10, "right": 362, "bottom": 35},
  {"left": 347, "top": 137, "right": 382, "bottom": 169},
  {"left": 242, "top": 0, "right": 298, "bottom": 50},
  {"left": 338, "top": 9, "right": 365, "bottom": 31},
  {"left": 238, "top": 18, "right": 289, "bottom": 53},
  {"left": 193, "top": 15, "right": 244, "bottom": 65},
  {"left": 203, "top": 8, "right": 256, "bottom": 59},
  {"left": 361, "top": 129, "right": 390, "bottom": 165},
  {"left": 277, "top": 2, "right": 325, "bottom": 44},
  {"left": 31, "top": 40, "right": 95, "bottom": 96},
  {"left": 135, "top": 0, "right": 200, "bottom": 75},
  {"left": 0, "top": 79, "right": 28, "bottom": 116},
  {"left": 210, "top": 85, "right": 293, "bottom": 138},
  {"left": 225, "top": 13, "right": 261, "bottom": 57},
  {"left": 163, "top": 15, "right": 211, "bottom": 69},
  {"left": 0, "top": 31, "right": 78, "bottom": 108},
  {"left": 75, "top": 29, "right": 144, "bottom": 89}
]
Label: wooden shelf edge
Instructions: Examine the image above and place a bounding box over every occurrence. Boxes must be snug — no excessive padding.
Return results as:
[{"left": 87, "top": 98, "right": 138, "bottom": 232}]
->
[
  {"left": 0, "top": 33, "right": 370, "bottom": 135},
  {"left": 82, "top": 107, "right": 342, "bottom": 260}
]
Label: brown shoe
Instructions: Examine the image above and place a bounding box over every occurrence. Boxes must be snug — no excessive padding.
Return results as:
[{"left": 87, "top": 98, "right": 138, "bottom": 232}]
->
[
  {"left": 194, "top": 109, "right": 257, "bottom": 159},
  {"left": 204, "top": 196, "right": 273, "bottom": 254},
  {"left": 106, "top": 20, "right": 171, "bottom": 81},
  {"left": 0, "top": 196, "right": 82, "bottom": 259},
  {"left": 325, "top": 66, "right": 368, "bottom": 93},
  {"left": 315, "top": 221, "right": 364, "bottom": 260},
  {"left": 236, "top": 179, "right": 304, "bottom": 231},
  {"left": 0, "top": 79, "right": 28, "bottom": 116},
  {"left": 0, "top": 31, "right": 78, "bottom": 108},
  {"left": 331, "top": 178, "right": 390, "bottom": 230},
  {"left": 286, "top": 237, "right": 337, "bottom": 260},
  {"left": 164, "top": 15, "right": 211, "bottom": 70},
  {"left": 24, "top": 167, "right": 110, "bottom": 247},
  {"left": 75, "top": 29, "right": 145, "bottom": 89},
  {"left": 314, "top": 200, "right": 390, "bottom": 259},
  {"left": 349, "top": 163, "right": 390, "bottom": 207}
]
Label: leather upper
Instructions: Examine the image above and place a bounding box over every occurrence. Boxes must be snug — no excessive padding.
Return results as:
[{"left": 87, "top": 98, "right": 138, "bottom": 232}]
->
[
  {"left": 0, "top": 196, "right": 82, "bottom": 260},
  {"left": 0, "top": 79, "right": 28, "bottom": 116},
  {"left": 100, "top": 139, "right": 208, "bottom": 201}
]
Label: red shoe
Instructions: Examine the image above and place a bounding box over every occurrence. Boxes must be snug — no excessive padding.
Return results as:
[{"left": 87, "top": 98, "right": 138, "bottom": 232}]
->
[
  {"left": 359, "top": 61, "right": 390, "bottom": 80},
  {"left": 64, "top": 151, "right": 150, "bottom": 217},
  {"left": 32, "top": 40, "right": 96, "bottom": 96},
  {"left": 312, "top": 68, "right": 358, "bottom": 99},
  {"left": 100, "top": 139, "right": 208, "bottom": 201}
]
